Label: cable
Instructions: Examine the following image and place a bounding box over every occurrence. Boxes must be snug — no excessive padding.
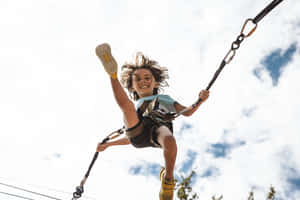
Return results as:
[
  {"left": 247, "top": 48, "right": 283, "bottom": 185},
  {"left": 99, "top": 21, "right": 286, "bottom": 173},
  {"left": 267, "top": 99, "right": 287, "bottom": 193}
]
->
[
  {"left": 0, "top": 177, "right": 97, "bottom": 200},
  {"left": 0, "top": 182, "right": 63, "bottom": 200},
  {"left": 0, "top": 190, "right": 36, "bottom": 200}
]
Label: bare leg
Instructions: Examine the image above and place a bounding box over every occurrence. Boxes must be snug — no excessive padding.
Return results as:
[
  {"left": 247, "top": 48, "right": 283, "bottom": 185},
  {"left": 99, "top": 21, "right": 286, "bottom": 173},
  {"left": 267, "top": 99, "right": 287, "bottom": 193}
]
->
[
  {"left": 157, "top": 126, "right": 177, "bottom": 180},
  {"left": 110, "top": 78, "right": 139, "bottom": 128}
]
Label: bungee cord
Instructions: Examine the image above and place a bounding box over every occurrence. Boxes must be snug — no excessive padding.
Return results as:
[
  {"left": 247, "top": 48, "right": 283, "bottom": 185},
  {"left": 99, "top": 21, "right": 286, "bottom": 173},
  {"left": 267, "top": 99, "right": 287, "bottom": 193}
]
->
[
  {"left": 71, "top": 0, "right": 284, "bottom": 199},
  {"left": 253, "top": 0, "right": 284, "bottom": 24}
]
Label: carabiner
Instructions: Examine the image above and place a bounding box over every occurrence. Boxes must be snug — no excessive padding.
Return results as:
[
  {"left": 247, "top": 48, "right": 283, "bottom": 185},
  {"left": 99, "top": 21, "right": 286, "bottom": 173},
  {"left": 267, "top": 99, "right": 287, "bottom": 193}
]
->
[{"left": 241, "top": 18, "right": 257, "bottom": 38}]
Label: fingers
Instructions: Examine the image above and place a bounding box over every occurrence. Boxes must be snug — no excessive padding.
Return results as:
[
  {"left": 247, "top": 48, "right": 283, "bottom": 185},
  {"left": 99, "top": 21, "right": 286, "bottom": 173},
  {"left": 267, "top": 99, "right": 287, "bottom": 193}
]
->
[
  {"left": 97, "top": 143, "right": 108, "bottom": 152},
  {"left": 199, "top": 90, "right": 209, "bottom": 101}
]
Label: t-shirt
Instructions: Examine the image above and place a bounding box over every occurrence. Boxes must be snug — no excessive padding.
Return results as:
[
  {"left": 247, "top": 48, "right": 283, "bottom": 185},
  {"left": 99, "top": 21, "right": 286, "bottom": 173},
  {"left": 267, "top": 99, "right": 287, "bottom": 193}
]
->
[{"left": 135, "top": 94, "right": 177, "bottom": 113}]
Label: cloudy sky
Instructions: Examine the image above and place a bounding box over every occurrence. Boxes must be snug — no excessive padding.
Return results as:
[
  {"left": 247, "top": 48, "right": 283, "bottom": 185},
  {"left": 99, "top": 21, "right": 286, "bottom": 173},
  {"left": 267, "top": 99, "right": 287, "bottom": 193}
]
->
[{"left": 0, "top": 0, "right": 299, "bottom": 199}]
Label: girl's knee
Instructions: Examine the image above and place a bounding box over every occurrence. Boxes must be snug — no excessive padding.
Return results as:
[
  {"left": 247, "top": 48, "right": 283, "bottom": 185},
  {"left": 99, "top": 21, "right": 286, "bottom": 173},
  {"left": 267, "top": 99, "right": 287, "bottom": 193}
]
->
[
  {"left": 156, "top": 126, "right": 177, "bottom": 148},
  {"left": 162, "top": 135, "right": 177, "bottom": 150}
]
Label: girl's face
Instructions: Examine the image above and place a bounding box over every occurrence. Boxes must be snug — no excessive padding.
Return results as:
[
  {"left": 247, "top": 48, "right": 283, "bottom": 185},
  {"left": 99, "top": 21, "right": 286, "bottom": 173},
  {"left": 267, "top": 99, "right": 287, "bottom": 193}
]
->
[{"left": 131, "top": 68, "right": 159, "bottom": 98}]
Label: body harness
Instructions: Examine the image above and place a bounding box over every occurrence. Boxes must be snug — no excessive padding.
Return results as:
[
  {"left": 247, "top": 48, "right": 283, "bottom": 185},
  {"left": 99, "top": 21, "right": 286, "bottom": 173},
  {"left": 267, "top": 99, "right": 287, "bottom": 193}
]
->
[{"left": 72, "top": 0, "right": 284, "bottom": 199}]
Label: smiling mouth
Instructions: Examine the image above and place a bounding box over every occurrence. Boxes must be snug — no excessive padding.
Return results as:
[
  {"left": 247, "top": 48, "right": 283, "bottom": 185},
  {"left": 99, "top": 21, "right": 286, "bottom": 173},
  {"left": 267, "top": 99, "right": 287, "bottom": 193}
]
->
[{"left": 140, "top": 86, "right": 149, "bottom": 89}]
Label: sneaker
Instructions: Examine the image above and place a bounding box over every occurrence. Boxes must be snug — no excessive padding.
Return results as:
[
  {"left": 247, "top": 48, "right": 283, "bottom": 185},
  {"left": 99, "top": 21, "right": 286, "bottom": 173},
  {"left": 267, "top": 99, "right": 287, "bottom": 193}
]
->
[
  {"left": 159, "top": 168, "right": 175, "bottom": 200},
  {"left": 95, "top": 43, "right": 118, "bottom": 79}
]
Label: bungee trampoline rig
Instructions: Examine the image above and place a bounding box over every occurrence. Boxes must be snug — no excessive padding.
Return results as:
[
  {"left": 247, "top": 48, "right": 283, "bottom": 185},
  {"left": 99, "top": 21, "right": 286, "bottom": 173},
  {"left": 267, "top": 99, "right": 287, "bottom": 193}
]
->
[{"left": 71, "top": 0, "right": 284, "bottom": 199}]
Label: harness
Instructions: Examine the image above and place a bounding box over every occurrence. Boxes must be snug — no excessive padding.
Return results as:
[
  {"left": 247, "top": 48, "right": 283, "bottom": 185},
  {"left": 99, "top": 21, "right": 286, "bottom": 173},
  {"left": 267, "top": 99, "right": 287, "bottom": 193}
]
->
[
  {"left": 137, "top": 96, "right": 176, "bottom": 123},
  {"left": 123, "top": 96, "right": 174, "bottom": 139}
]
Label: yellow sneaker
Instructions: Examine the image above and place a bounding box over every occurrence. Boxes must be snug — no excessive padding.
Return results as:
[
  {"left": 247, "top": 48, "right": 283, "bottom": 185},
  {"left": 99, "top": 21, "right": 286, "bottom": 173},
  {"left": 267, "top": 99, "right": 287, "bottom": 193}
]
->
[{"left": 159, "top": 168, "right": 175, "bottom": 200}]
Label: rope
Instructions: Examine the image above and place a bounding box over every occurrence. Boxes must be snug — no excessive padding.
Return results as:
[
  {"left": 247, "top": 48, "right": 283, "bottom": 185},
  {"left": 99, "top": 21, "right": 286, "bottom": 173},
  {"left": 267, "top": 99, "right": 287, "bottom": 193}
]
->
[{"left": 0, "top": 182, "right": 63, "bottom": 200}]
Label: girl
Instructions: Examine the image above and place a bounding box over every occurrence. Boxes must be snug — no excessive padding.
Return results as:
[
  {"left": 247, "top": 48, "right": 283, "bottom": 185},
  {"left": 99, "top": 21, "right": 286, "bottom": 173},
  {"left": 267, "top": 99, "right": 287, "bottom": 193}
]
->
[{"left": 95, "top": 43, "right": 209, "bottom": 200}]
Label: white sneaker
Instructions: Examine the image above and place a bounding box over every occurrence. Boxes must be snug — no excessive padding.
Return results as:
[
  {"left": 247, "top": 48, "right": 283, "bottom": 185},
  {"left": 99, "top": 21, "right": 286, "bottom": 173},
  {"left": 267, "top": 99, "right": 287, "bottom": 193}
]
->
[{"left": 95, "top": 43, "right": 118, "bottom": 79}]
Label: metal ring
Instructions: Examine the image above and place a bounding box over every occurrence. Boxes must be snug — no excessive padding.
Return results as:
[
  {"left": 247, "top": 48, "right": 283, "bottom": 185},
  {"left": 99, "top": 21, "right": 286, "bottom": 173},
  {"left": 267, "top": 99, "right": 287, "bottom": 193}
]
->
[{"left": 223, "top": 49, "right": 236, "bottom": 64}]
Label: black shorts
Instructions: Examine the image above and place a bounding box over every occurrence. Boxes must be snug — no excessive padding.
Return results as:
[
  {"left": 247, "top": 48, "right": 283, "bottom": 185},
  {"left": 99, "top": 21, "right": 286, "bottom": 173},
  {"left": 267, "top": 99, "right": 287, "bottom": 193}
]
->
[{"left": 126, "top": 117, "right": 173, "bottom": 148}]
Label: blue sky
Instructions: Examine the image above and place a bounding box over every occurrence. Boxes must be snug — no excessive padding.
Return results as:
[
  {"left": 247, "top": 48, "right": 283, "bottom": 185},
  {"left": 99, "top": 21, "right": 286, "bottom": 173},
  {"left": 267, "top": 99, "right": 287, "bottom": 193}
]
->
[
  {"left": 0, "top": 0, "right": 300, "bottom": 200},
  {"left": 254, "top": 43, "right": 298, "bottom": 86},
  {"left": 287, "top": 167, "right": 300, "bottom": 195}
]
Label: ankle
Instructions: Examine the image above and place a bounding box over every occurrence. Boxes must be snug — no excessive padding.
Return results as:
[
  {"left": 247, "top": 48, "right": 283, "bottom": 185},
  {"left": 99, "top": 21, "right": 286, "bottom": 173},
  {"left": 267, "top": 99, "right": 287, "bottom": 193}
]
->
[{"left": 164, "top": 174, "right": 174, "bottom": 182}]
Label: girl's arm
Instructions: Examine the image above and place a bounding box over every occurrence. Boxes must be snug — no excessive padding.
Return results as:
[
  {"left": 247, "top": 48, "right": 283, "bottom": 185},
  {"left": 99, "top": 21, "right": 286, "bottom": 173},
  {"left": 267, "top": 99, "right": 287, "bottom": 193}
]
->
[
  {"left": 174, "top": 90, "right": 209, "bottom": 116},
  {"left": 97, "top": 136, "right": 131, "bottom": 152}
]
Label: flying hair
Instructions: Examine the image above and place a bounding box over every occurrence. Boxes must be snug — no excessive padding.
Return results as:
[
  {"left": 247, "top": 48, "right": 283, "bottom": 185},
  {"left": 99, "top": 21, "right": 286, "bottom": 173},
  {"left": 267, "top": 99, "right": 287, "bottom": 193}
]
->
[{"left": 120, "top": 52, "right": 169, "bottom": 100}]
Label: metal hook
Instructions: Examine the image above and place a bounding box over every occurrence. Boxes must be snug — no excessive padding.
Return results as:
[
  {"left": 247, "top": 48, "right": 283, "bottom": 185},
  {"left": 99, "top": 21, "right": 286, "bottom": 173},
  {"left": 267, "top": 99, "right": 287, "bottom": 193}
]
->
[{"left": 241, "top": 18, "right": 257, "bottom": 38}]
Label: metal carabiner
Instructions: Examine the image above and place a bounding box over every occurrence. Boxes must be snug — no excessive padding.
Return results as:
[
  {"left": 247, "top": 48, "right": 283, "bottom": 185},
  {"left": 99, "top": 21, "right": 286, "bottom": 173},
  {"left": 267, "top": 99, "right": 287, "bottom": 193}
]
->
[{"left": 241, "top": 18, "right": 258, "bottom": 38}]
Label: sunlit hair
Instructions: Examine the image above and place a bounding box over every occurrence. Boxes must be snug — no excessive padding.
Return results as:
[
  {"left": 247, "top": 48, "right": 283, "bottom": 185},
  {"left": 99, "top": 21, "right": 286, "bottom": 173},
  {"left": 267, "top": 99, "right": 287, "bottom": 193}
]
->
[{"left": 120, "top": 52, "right": 169, "bottom": 100}]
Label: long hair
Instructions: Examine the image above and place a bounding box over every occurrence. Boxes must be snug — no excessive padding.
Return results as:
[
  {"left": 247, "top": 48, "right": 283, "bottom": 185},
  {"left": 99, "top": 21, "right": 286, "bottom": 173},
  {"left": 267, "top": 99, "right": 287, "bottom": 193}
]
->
[{"left": 120, "top": 52, "right": 169, "bottom": 100}]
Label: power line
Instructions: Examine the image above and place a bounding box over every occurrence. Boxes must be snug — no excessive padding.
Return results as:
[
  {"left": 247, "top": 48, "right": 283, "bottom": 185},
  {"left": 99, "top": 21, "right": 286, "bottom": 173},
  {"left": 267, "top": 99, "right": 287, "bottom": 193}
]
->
[
  {"left": 0, "top": 176, "right": 74, "bottom": 198},
  {"left": 0, "top": 190, "right": 36, "bottom": 200},
  {"left": 0, "top": 182, "right": 63, "bottom": 200},
  {"left": 0, "top": 177, "right": 97, "bottom": 200}
]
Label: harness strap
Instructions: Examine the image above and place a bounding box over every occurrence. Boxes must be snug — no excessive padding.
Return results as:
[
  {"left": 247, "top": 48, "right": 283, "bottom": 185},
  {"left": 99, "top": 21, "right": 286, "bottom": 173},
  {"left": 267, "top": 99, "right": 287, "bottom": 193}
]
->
[
  {"left": 125, "top": 120, "right": 143, "bottom": 137},
  {"left": 137, "top": 97, "right": 176, "bottom": 123}
]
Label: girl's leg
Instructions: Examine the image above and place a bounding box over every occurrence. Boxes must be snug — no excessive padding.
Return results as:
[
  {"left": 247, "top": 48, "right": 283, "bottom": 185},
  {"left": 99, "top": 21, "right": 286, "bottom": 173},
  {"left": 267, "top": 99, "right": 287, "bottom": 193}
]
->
[
  {"left": 96, "top": 44, "right": 139, "bottom": 129},
  {"left": 157, "top": 126, "right": 177, "bottom": 180},
  {"left": 110, "top": 78, "right": 140, "bottom": 128}
]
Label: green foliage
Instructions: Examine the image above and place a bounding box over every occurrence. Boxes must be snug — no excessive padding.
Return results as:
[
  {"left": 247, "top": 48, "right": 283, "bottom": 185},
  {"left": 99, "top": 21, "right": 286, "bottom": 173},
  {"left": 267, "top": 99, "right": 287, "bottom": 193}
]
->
[
  {"left": 267, "top": 186, "right": 276, "bottom": 200},
  {"left": 247, "top": 186, "right": 276, "bottom": 200},
  {"left": 175, "top": 170, "right": 199, "bottom": 200},
  {"left": 248, "top": 191, "right": 254, "bottom": 200},
  {"left": 174, "top": 170, "right": 276, "bottom": 200}
]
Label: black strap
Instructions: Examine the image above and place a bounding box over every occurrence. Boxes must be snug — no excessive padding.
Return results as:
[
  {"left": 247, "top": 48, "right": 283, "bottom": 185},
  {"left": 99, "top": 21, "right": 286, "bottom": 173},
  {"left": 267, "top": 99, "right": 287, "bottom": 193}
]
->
[
  {"left": 253, "top": 0, "right": 284, "bottom": 24},
  {"left": 206, "top": 60, "right": 226, "bottom": 91}
]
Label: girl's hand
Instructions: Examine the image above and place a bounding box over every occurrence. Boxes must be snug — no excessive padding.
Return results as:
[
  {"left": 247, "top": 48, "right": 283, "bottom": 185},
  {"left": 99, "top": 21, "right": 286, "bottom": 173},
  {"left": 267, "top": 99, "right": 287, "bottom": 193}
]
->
[
  {"left": 97, "top": 143, "right": 110, "bottom": 152},
  {"left": 199, "top": 90, "right": 209, "bottom": 102}
]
